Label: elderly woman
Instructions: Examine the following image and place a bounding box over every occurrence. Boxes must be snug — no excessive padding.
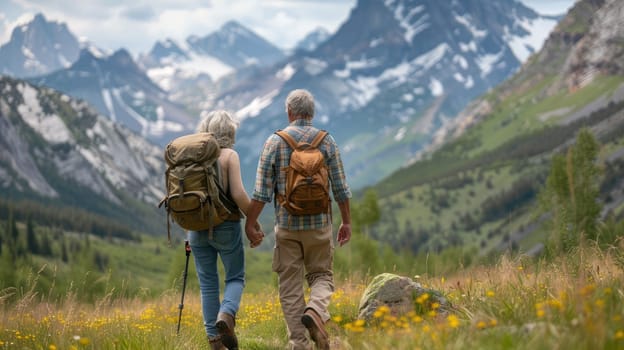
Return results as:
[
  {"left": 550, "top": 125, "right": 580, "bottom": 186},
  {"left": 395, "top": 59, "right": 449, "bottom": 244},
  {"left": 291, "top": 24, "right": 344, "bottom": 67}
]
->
[{"left": 189, "top": 110, "right": 264, "bottom": 350}]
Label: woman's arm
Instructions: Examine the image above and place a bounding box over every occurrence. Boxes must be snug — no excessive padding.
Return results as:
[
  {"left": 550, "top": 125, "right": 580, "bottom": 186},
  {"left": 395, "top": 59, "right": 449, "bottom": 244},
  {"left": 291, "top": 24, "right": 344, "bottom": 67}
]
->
[{"left": 226, "top": 150, "right": 251, "bottom": 215}]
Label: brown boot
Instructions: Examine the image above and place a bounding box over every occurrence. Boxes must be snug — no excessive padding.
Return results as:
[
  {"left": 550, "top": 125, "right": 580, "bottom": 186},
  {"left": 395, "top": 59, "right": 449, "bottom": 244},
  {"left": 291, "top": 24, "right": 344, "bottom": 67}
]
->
[
  {"left": 301, "top": 309, "right": 329, "bottom": 350},
  {"left": 215, "top": 312, "right": 238, "bottom": 350},
  {"left": 208, "top": 336, "right": 226, "bottom": 350}
]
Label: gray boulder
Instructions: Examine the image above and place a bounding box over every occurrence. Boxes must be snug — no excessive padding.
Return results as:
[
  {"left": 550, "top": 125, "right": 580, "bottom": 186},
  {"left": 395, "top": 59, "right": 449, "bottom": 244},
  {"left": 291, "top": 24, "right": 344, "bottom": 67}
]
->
[{"left": 357, "top": 273, "right": 451, "bottom": 320}]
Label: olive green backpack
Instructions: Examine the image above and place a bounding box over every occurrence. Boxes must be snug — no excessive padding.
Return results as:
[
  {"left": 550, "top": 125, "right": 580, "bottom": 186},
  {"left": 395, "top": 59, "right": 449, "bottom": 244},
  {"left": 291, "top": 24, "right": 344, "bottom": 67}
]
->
[{"left": 159, "top": 132, "right": 240, "bottom": 241}]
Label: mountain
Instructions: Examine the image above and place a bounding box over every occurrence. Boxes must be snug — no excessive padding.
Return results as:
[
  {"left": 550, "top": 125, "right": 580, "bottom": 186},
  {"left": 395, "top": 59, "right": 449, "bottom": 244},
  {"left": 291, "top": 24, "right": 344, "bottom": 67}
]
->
[
  {"left": 212, "top": 0, "right": 560, "bottom": 189},
  {"left": 187, "top": 20, "right": 285, "bottom": 70},
  {"left": 294, "top": 27, "right": 331, "bottom": 52},
  {"left": 136, "top": 20, "right": 286, "bottom": 126},
  {"left": 0, "top": 13, "right": 80, "bottom": 78},
  {"left": 29, "top": 47, "right": 196, "bottom": 146},
  {"left": 139, "top": 20, "right": 285, "bottom": 91},
  {"left": 368, "top": 0, "right": 624, "bottom": 255},
  {"left": 0, "top": 76, "right": 165, "bottom": 232}
]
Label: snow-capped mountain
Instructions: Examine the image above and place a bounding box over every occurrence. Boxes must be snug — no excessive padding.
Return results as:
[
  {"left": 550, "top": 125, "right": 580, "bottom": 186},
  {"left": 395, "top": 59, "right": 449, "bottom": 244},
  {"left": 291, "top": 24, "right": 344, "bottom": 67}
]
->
[
  {"left": 214, "top": 0, "right": 561, "bottom": 188},
  {"left": 0, "top": 76, "right": 164, "bottom": 206},
  {"left": 139, "top": 20, "right": 285, "bottom": 91},
  {"left": 0, "top": 13, "right": 80, "bottom": 78},
  {"left": 136, "top": 20, "right": 286, "bottom": 119},
  {"left": 29, "top": 47, "right": 196, "bottom": 146},
  {"left": 294, "top": 27, "right": 331, "bottom": 52},
  {"left": 188, "top": 21, "right": 285, "bottom": 70}
]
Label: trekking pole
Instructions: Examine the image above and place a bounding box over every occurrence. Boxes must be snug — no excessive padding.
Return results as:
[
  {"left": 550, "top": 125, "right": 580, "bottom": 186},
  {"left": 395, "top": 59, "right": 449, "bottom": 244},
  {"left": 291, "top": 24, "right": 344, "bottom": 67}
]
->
[{"left": 177, "top": 240, "right": 192, "bottom": 335}]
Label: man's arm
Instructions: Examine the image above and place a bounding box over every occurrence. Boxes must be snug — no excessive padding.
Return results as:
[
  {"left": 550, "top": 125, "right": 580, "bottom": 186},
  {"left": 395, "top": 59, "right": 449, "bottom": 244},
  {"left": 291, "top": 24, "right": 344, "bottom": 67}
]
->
[
  {"left": 245, "top": 199, "right": 266, "bottom": 248},
  {"left": 336, "top": 199, "right": 351, "bottom": 247}
]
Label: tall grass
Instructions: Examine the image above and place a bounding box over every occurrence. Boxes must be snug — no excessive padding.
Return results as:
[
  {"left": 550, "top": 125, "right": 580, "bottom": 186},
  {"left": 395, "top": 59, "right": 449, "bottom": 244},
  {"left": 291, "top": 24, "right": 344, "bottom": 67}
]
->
[{"left": 2, "top": 241, "right": 624, "bottom": 349}]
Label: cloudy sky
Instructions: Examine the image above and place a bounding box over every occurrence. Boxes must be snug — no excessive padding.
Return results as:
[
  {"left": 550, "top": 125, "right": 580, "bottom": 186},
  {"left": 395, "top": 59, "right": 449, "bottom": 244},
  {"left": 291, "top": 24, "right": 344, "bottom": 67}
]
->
[{"left": 0, "top": 0, "right": 576, "bottom": 56}]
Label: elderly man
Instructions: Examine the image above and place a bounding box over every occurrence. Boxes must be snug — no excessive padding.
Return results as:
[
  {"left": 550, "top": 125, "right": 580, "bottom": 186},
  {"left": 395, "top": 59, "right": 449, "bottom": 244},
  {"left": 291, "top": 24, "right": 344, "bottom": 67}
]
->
[{"left": 245, "top": 89, "right": 352, "bottom": 350}]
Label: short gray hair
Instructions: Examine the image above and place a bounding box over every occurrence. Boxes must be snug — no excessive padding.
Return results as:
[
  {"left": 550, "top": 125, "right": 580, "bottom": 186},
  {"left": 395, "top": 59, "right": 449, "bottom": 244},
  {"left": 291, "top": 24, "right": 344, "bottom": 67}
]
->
[
  {"left": 285, "top": 89, "right": 315, "bottom": 120},
  {"left": 196, "top": 110, "right": 239, "bottom": 148}
]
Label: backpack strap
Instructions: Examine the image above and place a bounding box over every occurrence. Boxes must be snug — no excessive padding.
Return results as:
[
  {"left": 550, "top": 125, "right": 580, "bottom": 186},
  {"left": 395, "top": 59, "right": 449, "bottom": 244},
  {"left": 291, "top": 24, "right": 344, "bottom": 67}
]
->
[
  {"left": 310, "top": 130, "right": 328, "bottom": 148},
  {"left": 213, "top": 161, "right": 241, "bottom": 218},
  {"left": 275, "top": 129, "right": 328, "bottom": 149},
  {"left": 275, "top": 130, "right": 298, "bottom": 149}
]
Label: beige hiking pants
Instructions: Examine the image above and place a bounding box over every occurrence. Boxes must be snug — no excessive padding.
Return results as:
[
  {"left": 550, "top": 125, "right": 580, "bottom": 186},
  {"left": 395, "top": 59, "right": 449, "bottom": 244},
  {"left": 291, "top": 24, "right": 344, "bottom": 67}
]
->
[{"left": 273, "top": 225, "right": 335, "bottom": 350}]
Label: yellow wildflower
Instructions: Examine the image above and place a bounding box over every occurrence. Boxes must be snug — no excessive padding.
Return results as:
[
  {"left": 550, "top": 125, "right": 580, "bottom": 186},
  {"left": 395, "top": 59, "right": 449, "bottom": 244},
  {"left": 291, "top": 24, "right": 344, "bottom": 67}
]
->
[
  {"left": 447, "top": 315, "right": 460, "bottom": 328},
  {"left": 476, "top": 321, "right": 487, "bottom": 329},
  {"left": 378, "top": 305, "right": 391, "bottom": 314},
  {"left": 416, "top": 293, "right": 430, "bottom": 304},
  {"left": 486, "top": 290, "right": 495, "bottom": 297}
]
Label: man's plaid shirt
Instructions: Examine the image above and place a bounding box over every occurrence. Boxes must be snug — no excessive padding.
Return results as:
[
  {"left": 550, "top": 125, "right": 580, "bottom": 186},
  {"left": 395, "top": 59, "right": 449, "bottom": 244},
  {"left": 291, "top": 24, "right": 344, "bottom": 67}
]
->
[{"left": 252, "top": 119, "right": 352, "bottom": 231}]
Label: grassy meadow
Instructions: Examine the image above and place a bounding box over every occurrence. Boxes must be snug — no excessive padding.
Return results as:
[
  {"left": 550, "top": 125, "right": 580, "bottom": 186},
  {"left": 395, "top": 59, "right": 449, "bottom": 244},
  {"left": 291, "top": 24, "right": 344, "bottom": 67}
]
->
[{"left": 2, "top": 238, "right": 624, "bottom": 350}]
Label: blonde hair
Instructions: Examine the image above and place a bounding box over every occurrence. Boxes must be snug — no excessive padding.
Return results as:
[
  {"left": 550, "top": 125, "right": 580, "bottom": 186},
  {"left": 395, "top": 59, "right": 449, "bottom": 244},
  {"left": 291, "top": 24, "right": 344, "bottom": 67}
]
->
[{"left": 196, "top": 110, "right": 239, "bottom": 148}]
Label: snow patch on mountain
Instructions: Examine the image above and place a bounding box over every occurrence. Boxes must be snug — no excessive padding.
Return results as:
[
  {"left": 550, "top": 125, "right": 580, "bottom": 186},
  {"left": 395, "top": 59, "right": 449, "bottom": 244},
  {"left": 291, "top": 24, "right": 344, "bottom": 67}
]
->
[
  {"left": 505, "top": 16, "right": 559, "bottom": 62},
  {"left": 385, "top": 0, "right": 428, "bottom": 43},
  {"left": 429, "top": 77, "right": 444, "bottom": 97},
  {"left": 454, "top": 13, "right": 487, "bottom": 38},
  {"left": 413, "top": 43, "right": 449, "bottom": 70},
  {"left": 303, "top": 57, "right": 328, "bottom": 76},
  {"left": 17, "top": 83, "right": 73, "bottom": 144},
  {"left": 235, "top": 89, "right": 280, "bottom": 121},
  {"left": 453, "top": 54, "right": 469, "bottom": 69},
  {"left": 477, "top": 50, "right": 505, "bottom": 77},
  {"left": 276, "top": 63, "right": 296, "bottom": 81},
  {"left": 334, "top": 58, "right": 380, "bottom": 78},
  {"left": 147, "top": 51, "right": 234, "bottom": 90}
]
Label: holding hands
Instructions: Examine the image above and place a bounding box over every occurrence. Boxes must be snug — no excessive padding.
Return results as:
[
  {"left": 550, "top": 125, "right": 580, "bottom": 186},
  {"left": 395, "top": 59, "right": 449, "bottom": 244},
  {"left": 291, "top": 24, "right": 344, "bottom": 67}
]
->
[{"left": 245, "top": 220, "right": 264, "bottom": 248}]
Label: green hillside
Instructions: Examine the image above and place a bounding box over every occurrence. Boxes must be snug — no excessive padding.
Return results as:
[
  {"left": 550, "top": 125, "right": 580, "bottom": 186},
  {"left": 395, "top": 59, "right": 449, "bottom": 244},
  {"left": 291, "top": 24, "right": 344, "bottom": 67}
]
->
[{"left": 367, "top": 69, "right": 624, "bottom": 254}]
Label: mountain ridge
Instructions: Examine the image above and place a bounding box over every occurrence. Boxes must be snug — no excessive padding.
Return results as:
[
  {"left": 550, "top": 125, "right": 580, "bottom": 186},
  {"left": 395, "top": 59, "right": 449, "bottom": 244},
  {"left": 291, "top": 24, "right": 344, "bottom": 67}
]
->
[{"left": 0, "top": 75, "right": 165, "bottom": 232}]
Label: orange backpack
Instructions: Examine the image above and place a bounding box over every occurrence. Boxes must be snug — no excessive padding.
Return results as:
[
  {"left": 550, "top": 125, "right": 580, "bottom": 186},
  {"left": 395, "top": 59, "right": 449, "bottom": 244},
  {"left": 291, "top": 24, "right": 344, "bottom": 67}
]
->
[{"left": 275, "top": 129, "right": 331, "bottom": 216}]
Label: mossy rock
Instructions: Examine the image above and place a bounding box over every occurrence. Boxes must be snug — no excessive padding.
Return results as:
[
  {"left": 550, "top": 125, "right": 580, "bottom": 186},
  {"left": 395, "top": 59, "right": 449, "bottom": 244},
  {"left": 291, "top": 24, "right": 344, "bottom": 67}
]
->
[{"left": 357, "top": 273, "right": 451, "bottom": 320}]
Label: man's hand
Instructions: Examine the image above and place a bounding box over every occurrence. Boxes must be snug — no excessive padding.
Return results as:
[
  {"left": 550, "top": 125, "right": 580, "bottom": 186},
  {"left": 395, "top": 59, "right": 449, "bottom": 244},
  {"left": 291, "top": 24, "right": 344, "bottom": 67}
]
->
[
  {"left": 245, "top": 220, "right": 264, "bottom": 248},
  {"left": 337, "top": 223, "right": 351, "bottom": 247}
]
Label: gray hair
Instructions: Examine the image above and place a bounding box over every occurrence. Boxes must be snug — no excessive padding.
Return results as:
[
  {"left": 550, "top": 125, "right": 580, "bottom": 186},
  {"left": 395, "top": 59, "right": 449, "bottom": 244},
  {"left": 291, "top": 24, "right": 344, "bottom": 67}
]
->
[
  {"left": 285, "top": 89, "right": 315, "bottom": 120},
  {"left": 196, "top": 110, "right": 239, "bottom": 148}
]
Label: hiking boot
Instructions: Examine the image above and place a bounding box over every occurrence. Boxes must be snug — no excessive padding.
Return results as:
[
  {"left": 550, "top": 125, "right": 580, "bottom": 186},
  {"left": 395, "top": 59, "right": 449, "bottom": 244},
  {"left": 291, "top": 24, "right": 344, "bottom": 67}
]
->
[
  {"left": 208, "top": 336, "right": 226, "bottom": 350},
  {"left": 215, "top": 312, "right": 238, "bottom": 350},
  {"left": 301, "top": 309, "right": 329, "bottom": 350}
]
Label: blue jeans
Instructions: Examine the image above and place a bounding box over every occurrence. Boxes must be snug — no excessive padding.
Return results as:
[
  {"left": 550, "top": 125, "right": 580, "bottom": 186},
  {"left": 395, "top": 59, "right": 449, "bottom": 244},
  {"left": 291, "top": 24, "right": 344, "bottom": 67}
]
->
[{"left": 188, "top": 220, "right": 245, "bottom": 337}]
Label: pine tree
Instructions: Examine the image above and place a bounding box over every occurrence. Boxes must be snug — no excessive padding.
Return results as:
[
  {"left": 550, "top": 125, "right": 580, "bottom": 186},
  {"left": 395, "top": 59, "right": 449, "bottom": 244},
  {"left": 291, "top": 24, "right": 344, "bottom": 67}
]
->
[
  {"left": 26, "top": 216, "right": 39, "bottom": 255},
  {"left": 354, "top": 189, "right": 381, "bottom": 237},
  {"left": 540, "top": 128, "right": 602, "bottom": 253},
  {"left": 61, "top": 236, "right": 69, "bottom": 263}
]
